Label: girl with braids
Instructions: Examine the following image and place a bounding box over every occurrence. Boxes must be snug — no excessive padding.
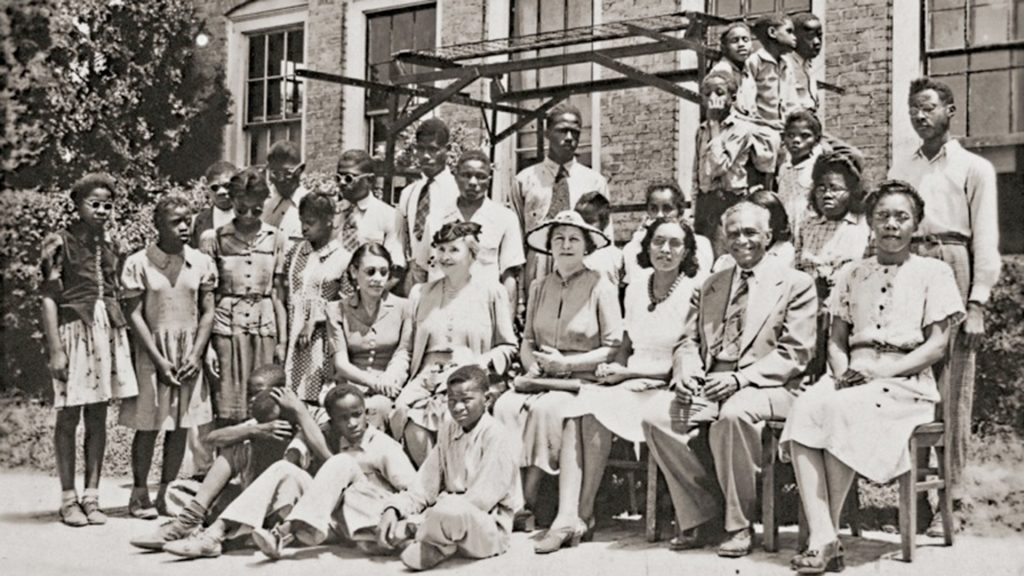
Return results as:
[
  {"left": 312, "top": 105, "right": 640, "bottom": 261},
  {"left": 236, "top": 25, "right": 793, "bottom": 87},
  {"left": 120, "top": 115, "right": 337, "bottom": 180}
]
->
[
  {"left": 40, "top": 173, "right": 138, "bottom": 526},
  {"left": 283, "top": 192, "right": 351, "bottom": 404},
  {"left": 120, "top": 195, "right": 218, "bottom": 518}
]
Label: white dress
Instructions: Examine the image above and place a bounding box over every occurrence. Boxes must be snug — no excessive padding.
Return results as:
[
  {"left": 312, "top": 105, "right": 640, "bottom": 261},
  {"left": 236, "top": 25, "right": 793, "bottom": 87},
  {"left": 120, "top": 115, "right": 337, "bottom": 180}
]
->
[
  {"left": 780, "top": 255, "right": 965, "bottom": 483},
  {"left": 564, "top": 267, "right": 700, "bottom": 442}
]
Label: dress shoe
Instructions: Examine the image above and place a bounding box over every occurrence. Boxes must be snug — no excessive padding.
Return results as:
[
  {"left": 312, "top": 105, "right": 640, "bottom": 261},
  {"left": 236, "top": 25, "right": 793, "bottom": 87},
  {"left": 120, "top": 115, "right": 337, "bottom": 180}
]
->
[
  {"left": 79, "top": 498, "right": 107, "bottom": 525},
  {"left": 793, "top": 540, "right": 845, "bottom": 574},
  {"left": 513, "top": 509, "right": 536, "bottom": 532},
  {"left": 716, "top": 526, "right": 753, "bottom": 558},
  {"left": 129, "top": 488, "right": 158, "bottom": 520},
  {"left": 130, "top": 500, "right": 206, "bottom": 550},
  {"left": 59, "top": 501, "right": 88, "bottom": 528},
  {"left": 534, "top": 519, "right": 586, "bottom": 554},
  {"left": 252, "top": 525, "right": 294, "bottom": 561}
]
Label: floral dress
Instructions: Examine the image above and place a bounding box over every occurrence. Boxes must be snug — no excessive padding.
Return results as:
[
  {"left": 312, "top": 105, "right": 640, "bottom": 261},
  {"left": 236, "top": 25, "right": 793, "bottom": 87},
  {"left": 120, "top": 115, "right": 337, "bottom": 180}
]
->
[
  {"left": 118, "top": 245, "right": 217, "bottom": 430},
  {"left": 780, "top": 255, "right": 965, "bottom": 483}
]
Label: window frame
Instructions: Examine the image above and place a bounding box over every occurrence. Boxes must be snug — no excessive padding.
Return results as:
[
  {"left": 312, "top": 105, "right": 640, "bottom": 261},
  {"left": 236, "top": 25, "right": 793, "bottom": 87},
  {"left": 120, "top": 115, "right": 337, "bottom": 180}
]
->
[{"left": 243, "top": 25, "right": 306, "bottom": 166}]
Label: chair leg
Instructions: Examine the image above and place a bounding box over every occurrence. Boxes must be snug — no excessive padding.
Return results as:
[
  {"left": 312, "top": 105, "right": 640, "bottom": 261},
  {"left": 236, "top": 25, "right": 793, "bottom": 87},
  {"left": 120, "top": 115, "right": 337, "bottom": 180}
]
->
[
  {"left": 646, "top": 450, "right": 660, "bottom": 543},
  {"left": 626, "top": 470, "right": 639, "bottom": 516},
  {"left": 846, "top": 477, "right": 861, "bottom": 537},
  {"left": 935, "top": 444, "right": 954, "bottom": 546},
  {"left": 899, "top": 436, "right": 919, "bottom": 562},
  {"left": 761, "top": 428, "right": 779, "bottom": 552}
]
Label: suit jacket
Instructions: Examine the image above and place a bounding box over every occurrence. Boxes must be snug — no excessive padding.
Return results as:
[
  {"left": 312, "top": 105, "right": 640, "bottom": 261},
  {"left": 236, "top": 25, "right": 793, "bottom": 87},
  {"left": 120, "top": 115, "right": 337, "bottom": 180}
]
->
[{"left": 673, "top": 261, "right": 817, "bottom": 390}]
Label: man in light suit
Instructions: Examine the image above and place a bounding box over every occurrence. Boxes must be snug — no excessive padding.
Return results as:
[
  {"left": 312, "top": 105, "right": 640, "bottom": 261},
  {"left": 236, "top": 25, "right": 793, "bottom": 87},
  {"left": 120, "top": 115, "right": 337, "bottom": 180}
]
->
[{"left": 642, "top": 201, "right": 817, "bottom": 558}]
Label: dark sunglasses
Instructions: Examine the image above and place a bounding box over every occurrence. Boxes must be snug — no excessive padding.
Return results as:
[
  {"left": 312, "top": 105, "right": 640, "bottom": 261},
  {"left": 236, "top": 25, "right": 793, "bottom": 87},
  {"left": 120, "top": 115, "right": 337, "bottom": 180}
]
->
[
  {"left": 209, "top": 183, "right": 229, "bottom": 193},
  {"left": 269, "top": 164, "right": 304, "bottom": 181},
  {"left": 335, "top": 172, "right": 373, "bottom": 186},
  {"left": 362, "top": 266, "right": 390, "bottom": 277},
  {"left": 236, "top": 206, "right": 264, "bottom": 216},
  {"left": 88, "top": 201, "right": 114, "bottom": 211}
]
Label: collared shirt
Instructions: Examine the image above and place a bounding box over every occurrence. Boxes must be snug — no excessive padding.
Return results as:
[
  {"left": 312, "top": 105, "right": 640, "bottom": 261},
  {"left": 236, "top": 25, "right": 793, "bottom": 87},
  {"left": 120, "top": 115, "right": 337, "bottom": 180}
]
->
[
  {"left": 784, "top": 52, "right": 819, "bottom": 114},
  {"left": 262, "top": 182, "right": 310, "bottom": 248},
  {"left": 415, "top": 198, "right": 526, "bottom": 284},
  {"left": 695, "top": 113, "right": 781, "bottom": 193},
  {"left": 201, "top": 221, "right": 286, "bottom": 336},
  {"left": 327, "top": 293, "right": 413, "bottom": 381},
  {"left": 888, "top": 139, "right": 1001, "bottom": 303},
  {"left": 396, "top": 169, "right": 460, "bottom": 266},
  {"left": 40, "top": 222, "right": 126, "bottom": 327},
  {"left": 334, "top": 194, "right": 406, "bottom": 268},
  {"left": 776, "top": 146, "right": 822, "bottom": 240},
  {"left": 386, "top": 414, "right": 520, "bottom": 535},
  {"left": 795, "top": 212, "right": 871, "bottom": 285},
  {"left": 710, "top": 57, "right": 744, "bottom": 93},
  {"left": 738, "top": 48, "right": 790, "bottom": 125},
  {"left": 290, "top": 425, "right": 417, "bottom": 492}
]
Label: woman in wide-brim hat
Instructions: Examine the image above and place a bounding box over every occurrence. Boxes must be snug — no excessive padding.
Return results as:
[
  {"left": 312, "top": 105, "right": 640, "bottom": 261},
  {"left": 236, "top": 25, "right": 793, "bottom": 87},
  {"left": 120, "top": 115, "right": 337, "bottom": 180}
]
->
[{"left": 494, "top": 209, "right": 623, "bottom": 553}]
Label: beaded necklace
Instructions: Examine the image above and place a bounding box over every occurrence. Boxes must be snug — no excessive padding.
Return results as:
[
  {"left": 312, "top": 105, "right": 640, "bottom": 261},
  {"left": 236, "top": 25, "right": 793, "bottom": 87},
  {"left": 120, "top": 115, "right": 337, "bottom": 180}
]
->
[{"left": 647, "top": 270, "right": 684, "bottom": 312}]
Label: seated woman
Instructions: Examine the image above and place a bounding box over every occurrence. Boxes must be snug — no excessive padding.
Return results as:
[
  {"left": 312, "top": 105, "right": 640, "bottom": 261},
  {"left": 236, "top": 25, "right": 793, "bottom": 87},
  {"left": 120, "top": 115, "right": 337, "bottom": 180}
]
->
[
  {"left": 537, "top": 218, "right": 705, "bottom": 551},
  {"left": 780, "top": 181, "right": 965, "bottom": 574},
  {"left": 391, "top": 221, "right": 516, "bottom": 466},
  {"left": 493, "top": 210, "right": 623, "bottom": 545},
  {"left": 327, "top": 242, "right": 413, "bottom": 432},
  {"left": 712, "top": 189, "right": 795, "bottom": 272},
  {"left": 795, "top": 149, "right": 872, "bottom": 378}
]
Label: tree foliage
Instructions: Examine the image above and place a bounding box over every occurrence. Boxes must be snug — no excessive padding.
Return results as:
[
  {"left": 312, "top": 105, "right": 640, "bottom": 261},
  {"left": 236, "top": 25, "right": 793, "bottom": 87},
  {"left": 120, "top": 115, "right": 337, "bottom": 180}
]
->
[{"left": 1, "top": 0, "right": 231, "bottom": 188}]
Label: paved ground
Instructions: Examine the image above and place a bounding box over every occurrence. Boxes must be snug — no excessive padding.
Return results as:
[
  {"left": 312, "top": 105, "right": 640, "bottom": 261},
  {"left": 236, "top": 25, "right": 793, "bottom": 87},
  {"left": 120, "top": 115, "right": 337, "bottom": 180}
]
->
[{"left": 2, "top": 470, "right": 1022, "bottom": 576}]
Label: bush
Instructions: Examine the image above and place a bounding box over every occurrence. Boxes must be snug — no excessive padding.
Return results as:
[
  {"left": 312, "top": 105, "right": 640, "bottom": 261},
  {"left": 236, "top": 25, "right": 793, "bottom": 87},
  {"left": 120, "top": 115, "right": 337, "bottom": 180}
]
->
[
  {"left": 974, "top": 255, "right": 1024, "bottom": 436},
  {"left": 0, "top": 179, "right": 207, "bottom": 397}
]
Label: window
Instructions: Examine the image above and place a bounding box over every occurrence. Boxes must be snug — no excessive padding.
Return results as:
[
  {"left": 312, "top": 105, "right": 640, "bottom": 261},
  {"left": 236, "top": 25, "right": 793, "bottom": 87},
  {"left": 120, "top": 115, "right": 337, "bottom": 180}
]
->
[
  {"left": 245, "top": 27, "right": 305, "bottom": 165},
  {"left": 510, "top": 0, "right": 596, "bottom": 170},
  {"left": 924, "top": 0, "right": 1024, "bottom": 253},
  {"left": 365, "top": 4, "right": 437, "bottom": 158},
  {"left": 708, "top": 0, "right": 811, "bottom": 18}
]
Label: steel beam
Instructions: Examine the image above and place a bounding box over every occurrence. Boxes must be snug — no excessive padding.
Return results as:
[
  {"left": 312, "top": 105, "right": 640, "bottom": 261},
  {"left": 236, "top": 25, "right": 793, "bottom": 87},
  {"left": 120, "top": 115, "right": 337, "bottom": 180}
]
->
[
  {"left": 590, "top": 53, "right": 701, "bottom": 104},
  {"left": 495, "top": 68, "right": 699, "bottom": 102}
]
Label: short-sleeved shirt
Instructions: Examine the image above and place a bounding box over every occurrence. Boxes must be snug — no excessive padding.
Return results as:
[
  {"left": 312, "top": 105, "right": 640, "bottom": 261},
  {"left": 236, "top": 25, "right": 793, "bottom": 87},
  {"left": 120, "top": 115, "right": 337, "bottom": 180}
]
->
[
  {"left": 416, "top": 199, "right": 526, "bottom": 285},
  {"left": 525, "top": 268, "right": 623, "bottom": 378},
  {"left": 40, "top": 222, "right": 127, "bottom": 327},
  {"left": 121, "top": 244, "right": 218, "bottom": 333},
  {"left": 327, "top": 293, "right": 413, "bottom": 377},
  {"left": 201, "top": 221, "right": 286, "bottom": 336},
  {"left": 829, "top": 255, "right": 966, "bottom": 349},
  {"left": 262, "top": 183, "right": 310, "bottom": 248},
  {"left": 334, "top": 194, "right": 405, "bottom": 268}
]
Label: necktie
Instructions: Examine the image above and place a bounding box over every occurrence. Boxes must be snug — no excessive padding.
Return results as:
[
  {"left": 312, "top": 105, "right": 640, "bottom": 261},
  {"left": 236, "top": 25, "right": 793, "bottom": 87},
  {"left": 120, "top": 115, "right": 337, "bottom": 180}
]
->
[
  {"left": 341, "top": 205, "right": 361, "bottom": 252},
  {"left": 413, "top": 177, "right": 433, "bottom": 242},
  {"left": 547, "top": 164, "right": 570, "bottom": 219},
  {"left": 718, "top": 269, "right": 753, "bottom": 361}
]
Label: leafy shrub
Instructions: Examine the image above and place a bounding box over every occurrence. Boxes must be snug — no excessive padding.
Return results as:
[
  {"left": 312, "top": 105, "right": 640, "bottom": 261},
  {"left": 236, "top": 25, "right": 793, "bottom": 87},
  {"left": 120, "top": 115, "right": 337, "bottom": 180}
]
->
[{"left": 974, "top": 255, "right": 1024, "bottom": 436}]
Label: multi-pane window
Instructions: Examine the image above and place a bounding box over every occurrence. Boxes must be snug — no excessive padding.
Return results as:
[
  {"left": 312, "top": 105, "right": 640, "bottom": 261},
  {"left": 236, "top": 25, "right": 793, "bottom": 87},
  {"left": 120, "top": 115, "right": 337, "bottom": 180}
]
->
[
  {"left": 245, "top": 27, "right": 305, "bottom": 166},
  {"left": 510, "top": 0, "right": 596, "bottom": 171},
  {"left": 925, "top": 0, "right": 1024, "bottom": 139},
  {"left": 708, "top": 0, "right": 811, "bottom": 17},
  {"left": 366, "top": 4, "right": 437, "bottom": 159}
]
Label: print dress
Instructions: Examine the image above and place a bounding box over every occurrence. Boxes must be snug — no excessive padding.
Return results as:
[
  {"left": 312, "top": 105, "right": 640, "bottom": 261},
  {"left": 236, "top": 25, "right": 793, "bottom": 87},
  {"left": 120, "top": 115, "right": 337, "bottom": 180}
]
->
[{"left": 780, "top": 255, "right": 965, "bottom": 483}]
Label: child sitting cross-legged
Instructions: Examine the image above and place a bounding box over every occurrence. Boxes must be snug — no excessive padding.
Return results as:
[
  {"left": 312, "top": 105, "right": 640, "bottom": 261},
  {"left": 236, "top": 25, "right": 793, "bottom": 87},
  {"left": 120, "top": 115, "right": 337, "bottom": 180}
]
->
[{"left": 377, "top": 365, "right": 520, "bottom": 571}]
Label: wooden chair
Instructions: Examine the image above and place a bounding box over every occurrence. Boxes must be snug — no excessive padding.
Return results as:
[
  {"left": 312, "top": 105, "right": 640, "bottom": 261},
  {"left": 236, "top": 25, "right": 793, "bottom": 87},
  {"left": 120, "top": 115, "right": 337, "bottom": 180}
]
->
[
  {"left": 606, "top": 440, "right": 662, "bottom": 542},
  {"left": 898, "top": 421, "right": 954, "bottom": 562}
]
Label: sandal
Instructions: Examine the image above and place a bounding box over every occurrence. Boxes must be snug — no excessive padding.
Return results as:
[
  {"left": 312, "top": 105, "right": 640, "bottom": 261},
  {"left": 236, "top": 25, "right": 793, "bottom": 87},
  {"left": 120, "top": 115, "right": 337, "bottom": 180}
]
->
[{"left": 794, "top": 540, "right": 845, "bottom": 574}]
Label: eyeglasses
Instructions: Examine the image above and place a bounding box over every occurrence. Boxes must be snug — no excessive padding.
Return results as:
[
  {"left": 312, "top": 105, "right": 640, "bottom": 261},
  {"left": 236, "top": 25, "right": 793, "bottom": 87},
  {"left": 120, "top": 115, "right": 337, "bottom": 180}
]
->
[
  {"left": 269, "top": 165, "right": 303, "bottom": 181},
  {"left": 361, "top": 266, "right": 390, "bottom": 277},
  {"left": 209, "top": 183, "right": 229, "bottom": 193},
  {"left": 88, "top": 201, "right": 114, "bottom": 211},
  {"left": 335, "top": 172, "right": 373, "bottom": 186},
  {"left": 236, "top": 206, "right": 264, "bottom": 216},
  {"left": 651, "top": 237, "right": 686, "bottom": 249}
]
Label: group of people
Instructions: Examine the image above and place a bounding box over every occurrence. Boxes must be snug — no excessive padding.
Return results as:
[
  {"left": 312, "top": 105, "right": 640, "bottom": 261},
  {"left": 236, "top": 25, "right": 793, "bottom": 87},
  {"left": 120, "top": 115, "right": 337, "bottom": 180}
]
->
[{"left": 40, "top": 10, "right": 1000, "bottom": 575}]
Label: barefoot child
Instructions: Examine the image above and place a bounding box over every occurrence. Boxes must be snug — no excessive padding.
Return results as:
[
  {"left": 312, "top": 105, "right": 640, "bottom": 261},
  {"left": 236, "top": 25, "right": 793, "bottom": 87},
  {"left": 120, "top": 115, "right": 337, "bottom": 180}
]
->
[
  {"left": 378, "top": 365, "right": 519, "bottom": 571},
  {"left": 40, "top": 173, "right": 139, "bottom": 526},
  {"left": 120, "top": 196, "right": 218, "bottom": 519}
]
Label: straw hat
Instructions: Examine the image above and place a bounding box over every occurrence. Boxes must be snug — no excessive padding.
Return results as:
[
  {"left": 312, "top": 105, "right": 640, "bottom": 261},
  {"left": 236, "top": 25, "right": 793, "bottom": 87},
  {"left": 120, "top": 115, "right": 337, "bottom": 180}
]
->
[{"left": 525, "top": 210, "right": 610, "bottom": 255}]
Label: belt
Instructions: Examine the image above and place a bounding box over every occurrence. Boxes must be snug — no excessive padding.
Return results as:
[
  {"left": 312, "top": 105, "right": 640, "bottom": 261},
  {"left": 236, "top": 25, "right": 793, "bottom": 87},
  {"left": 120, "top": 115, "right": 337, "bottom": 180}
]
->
[
  {"left": 709, "top": 359, "right": 738, "bottom": 373},
  {"left": 220, "top": 292, "right": 271, "bottom": 302},
  {"left": 850, "top": 342, "right": 915, "bottom": 354},
  {"left": 911, "top": 232, "right": 970, "bottom": 247}
]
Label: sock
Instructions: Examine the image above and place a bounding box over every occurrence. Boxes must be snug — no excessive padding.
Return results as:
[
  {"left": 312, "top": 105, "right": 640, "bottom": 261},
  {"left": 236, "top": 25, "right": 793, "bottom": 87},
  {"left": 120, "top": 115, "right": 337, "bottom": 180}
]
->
[
  {"left": 61, "top": 490, "right": 77, "bottom": 506},
  {"left": 82, "top": 487, "right": 99, "bottom": 502}
]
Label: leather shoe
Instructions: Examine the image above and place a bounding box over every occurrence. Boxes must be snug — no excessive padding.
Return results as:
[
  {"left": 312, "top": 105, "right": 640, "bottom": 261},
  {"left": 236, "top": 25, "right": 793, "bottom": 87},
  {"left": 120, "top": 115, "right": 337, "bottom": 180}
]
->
[
  {"left": 716, "top": 527, "right": 753, "bottom": 558},
  {"left": 400, "top": 541, "right": 452, "bottom": 571}
]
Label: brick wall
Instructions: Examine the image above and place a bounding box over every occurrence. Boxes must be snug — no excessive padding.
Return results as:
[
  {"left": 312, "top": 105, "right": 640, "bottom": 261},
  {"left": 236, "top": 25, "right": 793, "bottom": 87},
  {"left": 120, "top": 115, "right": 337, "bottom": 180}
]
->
[
  {"left": 304, "top": 0, "right": 346, "bottom": 173},
  {"left": 436, "top": 0, "right": 490, "bottom": 149},
  {"left": 600, "top": 0, "right": 680, "bottom": 241},
  {"left": 823, "top": 0, "right": 893, "bottom": 187}
]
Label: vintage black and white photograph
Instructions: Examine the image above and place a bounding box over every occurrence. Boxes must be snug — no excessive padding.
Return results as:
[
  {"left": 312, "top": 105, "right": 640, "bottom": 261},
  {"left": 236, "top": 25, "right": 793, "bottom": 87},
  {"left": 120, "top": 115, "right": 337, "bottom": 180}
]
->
[{"left": 1, "top": 0, "right": 1022, "bottom": 574}]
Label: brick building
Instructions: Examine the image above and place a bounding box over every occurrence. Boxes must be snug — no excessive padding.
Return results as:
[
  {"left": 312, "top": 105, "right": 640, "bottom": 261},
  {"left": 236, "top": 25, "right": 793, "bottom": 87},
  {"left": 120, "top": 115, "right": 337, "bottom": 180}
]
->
[{"left": 193, "top": 0, "right": 1022, "bottom": 249}]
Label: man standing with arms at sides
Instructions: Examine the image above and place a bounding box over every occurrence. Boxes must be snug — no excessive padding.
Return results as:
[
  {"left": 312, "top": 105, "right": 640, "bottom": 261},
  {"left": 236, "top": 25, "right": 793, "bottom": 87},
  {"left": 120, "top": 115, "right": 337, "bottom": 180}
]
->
[
  {"left": 507, "top": 102, "right": 611, "bottom": 316},
  {"left": 395, "top": 118, "right": 460, "bottom": 292},
  {"left": 889, "top": 77, "right": 1001, "bottom": 536},
  {"left": 785, "top": 12, "right": 822, "bottom": 115}
]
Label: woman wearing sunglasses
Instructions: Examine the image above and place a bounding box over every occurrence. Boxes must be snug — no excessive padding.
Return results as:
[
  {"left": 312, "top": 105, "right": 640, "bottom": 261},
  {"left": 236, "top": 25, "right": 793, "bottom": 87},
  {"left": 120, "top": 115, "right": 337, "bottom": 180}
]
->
[
  {"left": 327, "top": 242, "right": 413, "bottom": 431},
  {"left": 199, "top": 168, "right": 289, "bottom": 426},
  {"left": 40, "top": 173, "right": 139, "bottom": 526}
]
